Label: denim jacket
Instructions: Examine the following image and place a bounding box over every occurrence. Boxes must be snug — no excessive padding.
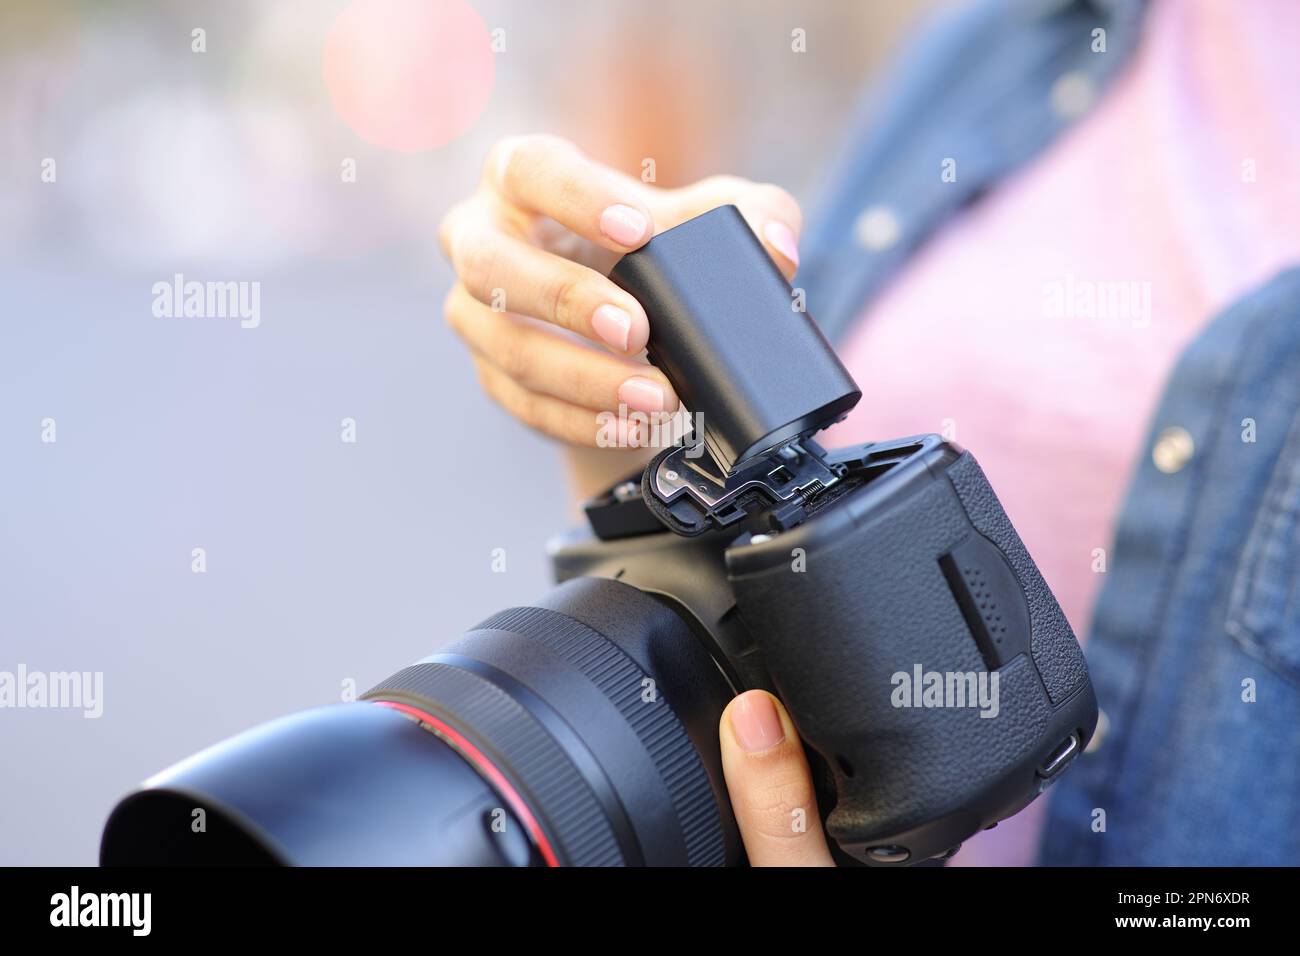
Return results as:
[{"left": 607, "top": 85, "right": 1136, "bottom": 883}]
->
[{"left": 799, "top": 0, "right": 1300, "bottom": 865}]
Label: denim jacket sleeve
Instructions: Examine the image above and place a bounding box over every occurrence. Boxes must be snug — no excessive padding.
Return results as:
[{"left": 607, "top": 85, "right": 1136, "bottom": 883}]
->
[
  {"left": 1041, "top": 269, "right": 1300, "bottom": 865},
  {"left": 796, "top": 0, "right": 1300, "bottom": 864}
]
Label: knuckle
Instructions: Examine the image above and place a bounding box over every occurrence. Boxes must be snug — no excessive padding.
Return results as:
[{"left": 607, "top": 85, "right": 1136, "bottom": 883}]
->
[
  {"left": 540, "top": 271, "right": 581, "bottom": 326},
  {"left": 497, "top": 133, "right": 573, "bottom": 189},
  {"left": 437, "top": 201, "right": 466, "bottom": 257},
  {"left": 531, "top": 401, "right": 562, "bottom": 438},
  {"left": 480, "top": 365, "right": 528, "bottom": 422},
  {"left": 567, "top": 362, "right": 607, "bottom": 408},
  {"left": 496, "top": 326, "right": 530, "bottom": 381},
  {"left": 475, "top": 363, "right": 505, "bottom": 405},
  {"left": 526, "top": 133, "right": 576, "bottom": 158},
  {"left": 439, "top": 195, "right": 488, "bottom": 260},
  {"left": 697, "top": 173, "right": 750, "bottom": 197},
  {"left": 752, "top": 182, "right": 802, "bottom": 222},
  {"left": 554, "top": 171, "right": 587, "bottom": 215},
  {"left": 508, "top": 393, "right": 539, "bottom": 430},
  {"left": 487, "top": 136, "right": 522, "bottom": 188},
  {"left": 441, "top": 287, "right": 463, "bottom": 330},
  {"left": 437, "top": 218, "right": 455, "bottom": 259},
  {"left": 455, "top": 233, "right": 500, "bottom": 294}
]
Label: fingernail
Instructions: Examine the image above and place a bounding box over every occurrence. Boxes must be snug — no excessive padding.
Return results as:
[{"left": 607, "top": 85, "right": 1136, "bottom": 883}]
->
[
  {"left": 731, "top": 692, "right": 785, "bottom": 753},
  {"left": 763, "top": 221, "right": 800, "bottom": 267},
  {"left": 600, "top": 204, "right": 649, "bottom": 247},
  {"left": 592, "top": 304, "right": 632, "bottom": 351},
  {"left": 618, "top": 376, "right": 667, "bottom": 414}
]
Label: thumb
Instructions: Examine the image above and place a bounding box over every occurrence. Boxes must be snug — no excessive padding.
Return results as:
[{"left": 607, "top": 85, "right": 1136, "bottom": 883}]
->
[{"left": 719, "top": 690, "right": 835, "bottom": 867}]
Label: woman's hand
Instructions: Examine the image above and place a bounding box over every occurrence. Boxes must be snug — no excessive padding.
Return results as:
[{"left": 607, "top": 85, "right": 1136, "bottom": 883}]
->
[
  {"left": 720, "top": 690, "right": 836, "bottom": 866},
  {"left": 442, "top": 139, "right": 827, "bottom": 862},
  {"left": 439, "top": 134, "right": 803, "bottom": 449}
]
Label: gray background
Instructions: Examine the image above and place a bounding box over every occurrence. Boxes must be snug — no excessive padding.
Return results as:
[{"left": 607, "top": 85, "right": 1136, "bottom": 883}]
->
[{"left": 0, "top": 0, "right": 923, "bottom": 864}]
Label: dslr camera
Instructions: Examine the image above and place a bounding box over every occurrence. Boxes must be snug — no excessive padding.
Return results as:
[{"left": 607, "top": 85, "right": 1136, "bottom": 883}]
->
[{"left": 102, "top": 206, "right": 1097, "bottom": 867}]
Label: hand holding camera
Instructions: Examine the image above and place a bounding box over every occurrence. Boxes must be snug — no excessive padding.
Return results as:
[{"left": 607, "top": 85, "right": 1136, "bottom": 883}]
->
[{"left": 101, "top": 145, "right": 1096, "bottom": 868}]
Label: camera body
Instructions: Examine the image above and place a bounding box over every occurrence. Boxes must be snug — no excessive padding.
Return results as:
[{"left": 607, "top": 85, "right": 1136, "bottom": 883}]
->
[
  {"left": 575, "top": 204, "right": 1096, "bottom": 863},
  {"left": 558, "top": 433, "right": 1096, "bottom": 864}
]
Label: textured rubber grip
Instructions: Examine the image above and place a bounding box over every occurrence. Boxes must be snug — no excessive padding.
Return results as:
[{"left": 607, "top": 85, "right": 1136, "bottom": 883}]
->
[
  {"left": 726, "top": 447, "right": 1097, "bottom": 863},
  {"left": 946, "top": 454, "right": 1089, "bottom": 704}
]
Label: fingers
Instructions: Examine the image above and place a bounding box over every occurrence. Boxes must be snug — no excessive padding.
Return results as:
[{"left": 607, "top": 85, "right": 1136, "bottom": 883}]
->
[
  {"left": 441, "top": 202, "right": 652, "bottom": 354},
  {"left": 472, "top": 358, "right": 613, "bottom": 446},
  {"left": 658, "top": 176, "right": 804, "bottom": 280},
  {"left": 720, "top": 690, "right": 835, "bottom": 867},
  {"left": 488, "top": 134, "right": 655, "bottom": 253},
  {"left": 444, "top": 284, "right": 678, "bottom": 415},
  {"left": 439, "top": 134, "right": 807, "bottom": 450}
]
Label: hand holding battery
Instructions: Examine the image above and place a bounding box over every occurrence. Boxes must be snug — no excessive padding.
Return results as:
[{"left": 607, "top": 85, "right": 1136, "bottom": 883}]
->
[{"left": 438, "top": 133, "right": 803, "bottom": 446}]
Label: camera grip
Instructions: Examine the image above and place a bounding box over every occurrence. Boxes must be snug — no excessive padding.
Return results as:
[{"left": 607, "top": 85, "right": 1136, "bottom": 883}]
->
[{"left": 725, "top": 445, "right": 1097, "bottom": 864}]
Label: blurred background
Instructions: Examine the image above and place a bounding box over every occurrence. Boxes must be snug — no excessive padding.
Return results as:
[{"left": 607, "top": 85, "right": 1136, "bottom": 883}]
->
[{"left": 0, "top": 0, "right": 930, "bottom": 864}]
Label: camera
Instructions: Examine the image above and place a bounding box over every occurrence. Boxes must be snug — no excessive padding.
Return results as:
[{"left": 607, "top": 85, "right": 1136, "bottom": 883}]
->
[{"left": 102, "top": 206, "right": 1097, "bottom": 867}]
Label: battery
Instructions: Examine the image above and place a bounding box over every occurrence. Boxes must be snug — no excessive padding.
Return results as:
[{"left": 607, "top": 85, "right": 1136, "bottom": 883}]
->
[{"left": 609, "top": 204, "right": 861, "bottom": 474}]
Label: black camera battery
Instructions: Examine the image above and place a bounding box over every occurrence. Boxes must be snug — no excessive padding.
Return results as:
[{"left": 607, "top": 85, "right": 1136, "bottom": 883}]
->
[{"left": 609, "top": 205, "right": 861, "bottom": 475}]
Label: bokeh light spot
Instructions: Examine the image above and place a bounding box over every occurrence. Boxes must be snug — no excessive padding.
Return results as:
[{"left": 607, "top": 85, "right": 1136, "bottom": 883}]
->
[{"left": 323, "top": 0, "right": 494, "bottom": 153}]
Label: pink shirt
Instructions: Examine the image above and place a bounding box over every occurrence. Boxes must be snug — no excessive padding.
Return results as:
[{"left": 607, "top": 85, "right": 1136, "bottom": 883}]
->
[{"left": 823, "top": 0, "right": 1300, "bottom": 865}]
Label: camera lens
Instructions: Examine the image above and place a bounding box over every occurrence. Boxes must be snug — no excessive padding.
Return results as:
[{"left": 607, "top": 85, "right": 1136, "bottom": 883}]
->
[{"left": 101, "top": 578, "right": 741, "bottom": 867}]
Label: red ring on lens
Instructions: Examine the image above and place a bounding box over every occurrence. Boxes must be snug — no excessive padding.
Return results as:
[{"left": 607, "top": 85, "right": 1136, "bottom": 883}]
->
[{"left": 371, "top": 699, "right": 561, "bottom": 867}]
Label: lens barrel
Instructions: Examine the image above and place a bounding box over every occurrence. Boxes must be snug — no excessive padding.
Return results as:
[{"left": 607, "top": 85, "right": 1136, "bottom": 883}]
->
[{"left": 102, "top": 577, "right": 740, "bottom": 867}]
